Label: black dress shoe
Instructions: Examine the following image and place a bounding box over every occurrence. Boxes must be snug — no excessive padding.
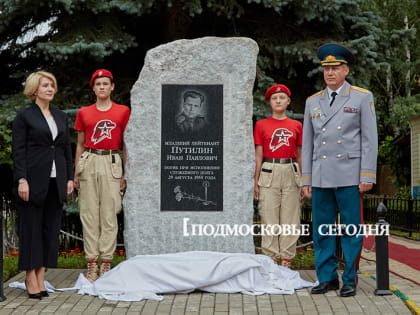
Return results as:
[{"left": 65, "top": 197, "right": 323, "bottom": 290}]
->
[
  {"left": 311, "top": 279, "right": 339, "bottom": 294},
  {"left": 25, "top": 280, "right": 42, "bottom": 300},
  {"left": 340, "top": 285, "right": 356, "bottom": 297},
  {"left": 40, "top": 290, "right": 49, "bottom": 297},
  {"left": 28, "top": 292, "right": 42, "bottom": 300}
]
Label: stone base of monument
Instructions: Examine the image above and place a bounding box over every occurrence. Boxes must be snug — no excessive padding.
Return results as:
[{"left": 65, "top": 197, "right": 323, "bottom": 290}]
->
[{"left": 124, "top": 37, "right": 258, "bottom": 257}]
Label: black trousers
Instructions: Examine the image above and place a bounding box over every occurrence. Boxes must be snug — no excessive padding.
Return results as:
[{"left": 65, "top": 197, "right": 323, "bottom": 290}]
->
[{"left": 18, "top": 178, "right": 63, "bottom": 270}]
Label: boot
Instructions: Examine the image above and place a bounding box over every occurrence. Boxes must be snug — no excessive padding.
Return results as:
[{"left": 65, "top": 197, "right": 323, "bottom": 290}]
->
[
  {"left": 99, "top": 261, "right": 112, "bottom": 277},
  {"left": 86, "top": 260, "right": 99, "bottom": 283}
]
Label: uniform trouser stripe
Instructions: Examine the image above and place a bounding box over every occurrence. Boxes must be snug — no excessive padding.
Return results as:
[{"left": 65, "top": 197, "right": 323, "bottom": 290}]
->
[
  {"left": 312, "top": 186, "right": 363, "bottom": 286},
  {"left": 353, "top": 193, "right": 364, "bottom": 286}
]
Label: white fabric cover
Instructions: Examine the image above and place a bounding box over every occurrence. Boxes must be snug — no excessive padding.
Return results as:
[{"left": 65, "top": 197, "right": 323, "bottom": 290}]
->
[
  {"left": 77, "top": 251, "right": 315, "bottom": 301},
  {"left": 9, "top": 280, "right": 62, "bottom": 293},
  {"left": 9, "top": 251, "right": 315, "bottom": 301}
]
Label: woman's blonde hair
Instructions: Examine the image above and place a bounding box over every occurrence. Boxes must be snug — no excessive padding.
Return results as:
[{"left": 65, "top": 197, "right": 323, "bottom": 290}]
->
[{"left": 23, "top": 71, "right": 57, "bottom": 101}]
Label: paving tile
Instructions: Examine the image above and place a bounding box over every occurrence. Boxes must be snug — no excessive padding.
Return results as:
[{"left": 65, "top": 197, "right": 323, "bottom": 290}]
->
[
  {"left": 214, "top": 303, "right": 228, "bottom": 312},
  {"left": 0, "top": 268, "right": 418, "bottom": 314},
  {"left": 11, "top": 305, "right": 31, "bottom": 314},
  {"left": 214, "top": 294, "right": 228, "bottom": 304},
  {"left": 156, "top": 303, "right": 172, "bottom": 314},
  {"left": 127, "top": 301, "right": 145, "bottom": 312},
  {"left": 227, "top": 308, "right": 243, "bottom": 315},
  {"left": 141, "top": 300, "right": 159, "bottom": 315},
  {"left": 200, "top": 294, "right": 214, "bottom": 308},
  {"left": 111, "top": 307, "right": 127, "bottom": 314},
  {"left": 198, "top": 307, "right": 214, "bottom": 315},
  {"left": 243, "top": 303, "right": 257, "bottom": 312}
]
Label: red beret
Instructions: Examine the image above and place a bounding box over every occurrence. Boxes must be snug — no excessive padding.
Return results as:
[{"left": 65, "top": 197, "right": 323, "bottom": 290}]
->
[
  {"left": 265, "top": 84, "right": 291, "bottom": 100},
  {"left": 90, "top": 69, "right": 113, "bottom": 87}
]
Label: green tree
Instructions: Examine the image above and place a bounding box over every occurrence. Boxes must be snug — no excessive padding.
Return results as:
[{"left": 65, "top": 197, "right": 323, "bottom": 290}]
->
[
  {"left": 0, "top": 0, "right": 381, "bottom": 167},
  {"left": 364, "top": 0, "right": 420, "bottom": 188},
  {"left": 364, "top": 0, "right": 420, "bottom": 132}
]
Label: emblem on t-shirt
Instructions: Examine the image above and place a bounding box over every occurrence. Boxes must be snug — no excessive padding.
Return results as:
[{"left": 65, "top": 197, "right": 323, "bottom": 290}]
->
[
  {"left": 91, "top": 120, "right": 116, "bottom": 145},
  {"left": 269, "top": 128, "right": 293, "bottom": 152}
]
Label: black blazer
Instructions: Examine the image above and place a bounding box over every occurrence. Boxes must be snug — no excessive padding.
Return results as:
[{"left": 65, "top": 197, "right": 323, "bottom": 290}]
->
[{"left": 12, "top": 103, "right": 73, "bottom": 205}]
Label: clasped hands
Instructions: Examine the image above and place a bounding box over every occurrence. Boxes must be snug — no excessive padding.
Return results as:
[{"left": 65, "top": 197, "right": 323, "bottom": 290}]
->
[{"left": 18, "top": 179, "right": 74, "bottom": 202}]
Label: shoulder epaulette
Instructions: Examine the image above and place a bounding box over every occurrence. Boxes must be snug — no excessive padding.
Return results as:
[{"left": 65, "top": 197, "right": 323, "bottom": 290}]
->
[
  {"left": 350, "top": 86, "right": 369, "bottom": 94},
  {"left": 307, "top": 90, "right": 323, "bottom": 100}
]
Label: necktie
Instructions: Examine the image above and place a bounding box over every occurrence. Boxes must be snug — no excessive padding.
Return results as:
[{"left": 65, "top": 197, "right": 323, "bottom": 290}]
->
[{"left": 330, "top": 91, "right": 337, "bottom": 106}]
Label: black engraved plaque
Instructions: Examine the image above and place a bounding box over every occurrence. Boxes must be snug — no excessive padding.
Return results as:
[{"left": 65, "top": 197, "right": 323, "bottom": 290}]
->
[{"left": 161, "top": 84, "right": 223, "bottom": 211}]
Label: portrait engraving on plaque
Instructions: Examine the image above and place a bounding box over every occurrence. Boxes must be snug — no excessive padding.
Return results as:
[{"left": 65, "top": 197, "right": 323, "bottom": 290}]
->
[
  {"left": 161, "top": 84, "right": 223, "bottom": 211},
  {"left": 175, "top": 90, "right": 207, "bottom": 134}
]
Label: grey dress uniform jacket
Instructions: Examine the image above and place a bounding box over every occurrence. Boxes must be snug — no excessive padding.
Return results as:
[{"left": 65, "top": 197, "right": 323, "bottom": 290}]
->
[{"left": 301, "top": 81, "right": 378, "bottom": 188}]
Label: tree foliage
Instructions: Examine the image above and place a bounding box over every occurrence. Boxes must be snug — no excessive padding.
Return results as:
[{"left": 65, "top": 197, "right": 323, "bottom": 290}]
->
[
  {"left": 0, "top": 0, "right": 419, "bottom": 189},
  {"left": 0, "top": 0, "right": 382, "bottom": 108},
  {"left": 363, "top": 0, "right": 420, "bottom": 188}
]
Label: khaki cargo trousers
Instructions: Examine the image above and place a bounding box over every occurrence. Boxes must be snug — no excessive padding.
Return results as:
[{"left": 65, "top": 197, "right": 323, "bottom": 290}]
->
[
  {"left": 77, "top": 151, "right": 122, "bottom": 261},
  {"left": 258, "top": 161, "right": 301, "bottom": 260}
]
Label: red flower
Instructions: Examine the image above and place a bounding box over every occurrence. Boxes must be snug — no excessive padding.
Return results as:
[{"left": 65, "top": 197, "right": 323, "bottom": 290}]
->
[{"left": 9, "top": 247, "right": 14, "bottom": 251}]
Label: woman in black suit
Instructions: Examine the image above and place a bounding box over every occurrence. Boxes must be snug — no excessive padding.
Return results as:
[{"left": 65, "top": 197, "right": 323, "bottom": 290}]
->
[{"left": 12, "top": 71, "right": 74, "bottom": 299}]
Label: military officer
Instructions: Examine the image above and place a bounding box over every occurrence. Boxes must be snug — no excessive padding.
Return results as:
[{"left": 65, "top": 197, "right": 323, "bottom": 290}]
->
[
  {"left": 176, "top": 90, "right": 207, "bottom": 133},
  {"left": 301, "top": 43, "right": 378, "bottom": 297}
]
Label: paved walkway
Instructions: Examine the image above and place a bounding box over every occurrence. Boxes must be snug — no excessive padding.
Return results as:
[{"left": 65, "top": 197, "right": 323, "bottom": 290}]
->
[
  {"left": 0, "top": 260, "right": 418, "bottom": 315},
  {"left": 362, "top": 234, "right": 420, "bottom": 285}
]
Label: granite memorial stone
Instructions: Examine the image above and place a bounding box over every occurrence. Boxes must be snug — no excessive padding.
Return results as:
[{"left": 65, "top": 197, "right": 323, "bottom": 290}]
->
[{"left": 125, "top": 37, "right": 258, "bottom": 257}]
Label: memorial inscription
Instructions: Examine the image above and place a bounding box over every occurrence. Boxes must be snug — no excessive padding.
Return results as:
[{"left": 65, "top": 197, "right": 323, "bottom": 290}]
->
[{"left": 161, "top": 84, "right": 223, "bottom": 211}]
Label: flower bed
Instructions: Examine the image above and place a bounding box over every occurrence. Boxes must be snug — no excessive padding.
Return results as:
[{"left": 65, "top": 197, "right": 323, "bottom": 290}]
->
[{"left": 3, "top": 247, "right": 127, "bottom": 281}]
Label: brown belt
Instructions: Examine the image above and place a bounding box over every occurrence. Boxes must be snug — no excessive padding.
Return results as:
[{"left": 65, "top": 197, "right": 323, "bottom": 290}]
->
[
  {"left": 263, "top": 158, "right": 296, "bottom": 164},
  {"left": 87, "top": 148, "right": 119, "bottom": 155}
]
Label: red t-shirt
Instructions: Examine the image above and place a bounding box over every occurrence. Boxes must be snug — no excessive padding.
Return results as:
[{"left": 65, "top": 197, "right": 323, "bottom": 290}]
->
[
  {"left": 254, "top": 117, "right": 302, "bottom": 159},
  {"left": 74, "top": 103, "right": 130, "bottom": 150}
]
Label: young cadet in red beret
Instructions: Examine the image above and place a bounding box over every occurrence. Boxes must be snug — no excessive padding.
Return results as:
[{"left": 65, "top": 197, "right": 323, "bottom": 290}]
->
[
  {"left": 254, "top": 84, "right": 302, "bottom": 268},
  {"left": 74, "top": 69, "right": 130, "bottom": 282}
]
